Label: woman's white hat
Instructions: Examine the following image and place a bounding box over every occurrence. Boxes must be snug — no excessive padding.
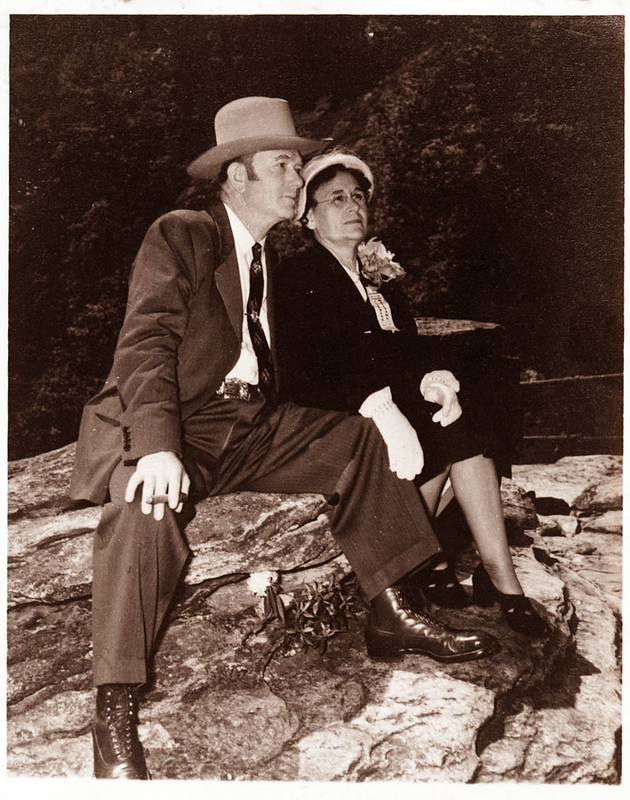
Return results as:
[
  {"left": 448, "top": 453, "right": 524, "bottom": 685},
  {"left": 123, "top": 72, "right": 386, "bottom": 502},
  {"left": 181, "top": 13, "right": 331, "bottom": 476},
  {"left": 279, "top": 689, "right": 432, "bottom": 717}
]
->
[
  {"left": 296, "top": 149, "right": 375, "bottom": 220},
  {"left": 187, "top": 96, "right": 330, "bottom": 181}
]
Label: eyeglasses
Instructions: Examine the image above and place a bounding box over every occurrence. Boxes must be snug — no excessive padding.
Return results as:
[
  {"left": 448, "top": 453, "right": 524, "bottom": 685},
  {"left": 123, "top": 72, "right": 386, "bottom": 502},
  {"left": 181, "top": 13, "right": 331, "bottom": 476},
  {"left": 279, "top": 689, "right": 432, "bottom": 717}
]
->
[{"left": 313, "top": 189, "right": 368, "bottom": 209}]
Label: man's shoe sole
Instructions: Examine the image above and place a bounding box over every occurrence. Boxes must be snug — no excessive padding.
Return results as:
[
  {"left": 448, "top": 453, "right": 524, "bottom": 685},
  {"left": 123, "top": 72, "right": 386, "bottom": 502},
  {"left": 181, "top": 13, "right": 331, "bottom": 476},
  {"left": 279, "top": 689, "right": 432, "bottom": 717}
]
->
[
  {"left": 365, "top": 629, "right": 501, "bottom": 663},
  {"left": 91, "top": 725, "right": 150, "bottom": 779}
]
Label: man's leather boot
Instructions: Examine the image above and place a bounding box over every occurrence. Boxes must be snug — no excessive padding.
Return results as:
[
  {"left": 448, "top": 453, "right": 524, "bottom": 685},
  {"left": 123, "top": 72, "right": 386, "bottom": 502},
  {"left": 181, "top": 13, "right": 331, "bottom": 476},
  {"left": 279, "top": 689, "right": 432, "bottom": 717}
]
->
[
  {"left": 92, "top": 684, "right": 149, "bottom": 779},
  {"left": 365, "top": 585, "right": 500, "bottom": 663}
]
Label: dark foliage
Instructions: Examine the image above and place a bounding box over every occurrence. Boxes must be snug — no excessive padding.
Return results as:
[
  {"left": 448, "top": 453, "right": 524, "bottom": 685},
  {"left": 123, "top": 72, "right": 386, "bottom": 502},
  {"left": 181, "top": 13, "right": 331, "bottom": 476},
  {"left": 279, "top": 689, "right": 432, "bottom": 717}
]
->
[
  {"left": 9, "top": 15, "right": 624, "bottom": 459},
  {"left": 261, "top": 575, "right": 364, "bottom": 656}
]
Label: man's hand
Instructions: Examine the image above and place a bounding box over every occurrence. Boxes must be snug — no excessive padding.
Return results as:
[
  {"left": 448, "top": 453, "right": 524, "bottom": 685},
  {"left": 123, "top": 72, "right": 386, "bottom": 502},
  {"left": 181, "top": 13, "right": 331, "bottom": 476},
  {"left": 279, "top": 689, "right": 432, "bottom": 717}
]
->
[
  {"left": 422, "top": 382, "right": 463, "bottom": 427},
  {"left": 125, "top": 451, "right": 191, "bottom": 521}
]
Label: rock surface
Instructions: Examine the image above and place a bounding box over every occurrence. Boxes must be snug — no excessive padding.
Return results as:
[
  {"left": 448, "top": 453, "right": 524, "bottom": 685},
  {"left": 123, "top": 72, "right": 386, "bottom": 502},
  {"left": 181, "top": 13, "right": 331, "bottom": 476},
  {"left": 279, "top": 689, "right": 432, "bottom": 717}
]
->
[{"left": 6, "top": 446, "right": 622, "bottom": 783}]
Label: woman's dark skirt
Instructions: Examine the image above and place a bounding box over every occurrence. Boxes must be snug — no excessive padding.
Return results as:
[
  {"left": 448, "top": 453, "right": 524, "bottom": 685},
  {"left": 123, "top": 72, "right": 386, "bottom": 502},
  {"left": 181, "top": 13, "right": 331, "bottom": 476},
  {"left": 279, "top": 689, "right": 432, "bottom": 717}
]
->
[{"left": 394, "top": 385, "right": 503, "bottom": 484}]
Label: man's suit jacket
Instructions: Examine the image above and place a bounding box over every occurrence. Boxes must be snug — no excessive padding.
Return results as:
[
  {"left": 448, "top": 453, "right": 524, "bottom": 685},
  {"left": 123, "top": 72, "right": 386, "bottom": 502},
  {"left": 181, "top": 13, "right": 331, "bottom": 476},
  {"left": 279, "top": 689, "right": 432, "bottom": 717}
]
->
[{"left": 70, "top": 202, "right": 277, "bottom": 504}]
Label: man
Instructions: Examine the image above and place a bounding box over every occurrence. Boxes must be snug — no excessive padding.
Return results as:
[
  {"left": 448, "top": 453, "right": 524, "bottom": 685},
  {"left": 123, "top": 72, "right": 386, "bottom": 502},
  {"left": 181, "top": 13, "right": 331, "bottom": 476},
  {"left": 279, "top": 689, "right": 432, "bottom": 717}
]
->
[{"left": 71, "top": 96, "right": 499, "bottom": 780}]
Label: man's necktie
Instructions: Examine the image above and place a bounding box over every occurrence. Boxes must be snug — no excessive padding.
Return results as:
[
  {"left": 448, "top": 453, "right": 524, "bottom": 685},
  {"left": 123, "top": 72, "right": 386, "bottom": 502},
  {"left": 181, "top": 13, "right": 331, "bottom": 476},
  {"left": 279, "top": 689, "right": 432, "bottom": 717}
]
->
[{"left": 247, "top": 243, "right": 277, "bottom": 405}]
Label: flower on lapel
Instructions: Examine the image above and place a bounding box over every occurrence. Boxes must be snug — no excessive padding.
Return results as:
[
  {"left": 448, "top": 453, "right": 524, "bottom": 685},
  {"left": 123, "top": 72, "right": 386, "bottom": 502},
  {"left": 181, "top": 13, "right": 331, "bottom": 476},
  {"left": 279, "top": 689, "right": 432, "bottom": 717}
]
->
[{"left": 358, "top": 237, "right": 406, "bottom": 288}]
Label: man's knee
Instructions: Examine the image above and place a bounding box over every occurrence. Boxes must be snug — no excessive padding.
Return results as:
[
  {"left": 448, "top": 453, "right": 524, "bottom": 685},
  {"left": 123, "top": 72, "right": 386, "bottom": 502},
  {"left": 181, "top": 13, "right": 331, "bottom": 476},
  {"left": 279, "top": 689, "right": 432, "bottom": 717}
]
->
[{"left": 107, "top": 460, "right": 140, "bottom": 504}]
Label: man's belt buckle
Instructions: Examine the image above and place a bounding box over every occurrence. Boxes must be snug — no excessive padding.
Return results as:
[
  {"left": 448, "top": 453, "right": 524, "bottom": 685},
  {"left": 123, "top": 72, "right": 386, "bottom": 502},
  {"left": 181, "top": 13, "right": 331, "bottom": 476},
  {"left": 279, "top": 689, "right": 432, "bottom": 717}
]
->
[{"left": 216, "top": 379, "right": 256, "bottom": 402}]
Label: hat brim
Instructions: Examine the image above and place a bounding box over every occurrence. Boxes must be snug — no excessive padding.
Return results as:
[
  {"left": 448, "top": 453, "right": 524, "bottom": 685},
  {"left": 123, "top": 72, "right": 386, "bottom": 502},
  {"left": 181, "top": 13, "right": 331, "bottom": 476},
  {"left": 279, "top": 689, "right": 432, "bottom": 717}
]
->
[
  {"left": 187, "top": 135, "right": 330, "bottom": 181},
  {"left": 295, "top": 151, "right": 375, "bottom": 220}
]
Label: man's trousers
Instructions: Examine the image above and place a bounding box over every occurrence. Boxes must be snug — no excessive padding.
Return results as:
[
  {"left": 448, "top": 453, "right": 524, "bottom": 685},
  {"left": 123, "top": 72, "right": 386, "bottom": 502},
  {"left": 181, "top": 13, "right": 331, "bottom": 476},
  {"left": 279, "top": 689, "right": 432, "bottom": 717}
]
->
[{"left": 91, "top": 398, "right": 442, "bottom": 685}]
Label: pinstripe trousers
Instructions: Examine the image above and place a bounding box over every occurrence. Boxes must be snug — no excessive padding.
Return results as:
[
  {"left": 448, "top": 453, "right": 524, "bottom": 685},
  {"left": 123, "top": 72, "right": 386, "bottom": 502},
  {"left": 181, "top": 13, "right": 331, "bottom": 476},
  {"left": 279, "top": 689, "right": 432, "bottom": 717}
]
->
[{"left": 91, "top": 397, "right": 442, "bottom": 685}]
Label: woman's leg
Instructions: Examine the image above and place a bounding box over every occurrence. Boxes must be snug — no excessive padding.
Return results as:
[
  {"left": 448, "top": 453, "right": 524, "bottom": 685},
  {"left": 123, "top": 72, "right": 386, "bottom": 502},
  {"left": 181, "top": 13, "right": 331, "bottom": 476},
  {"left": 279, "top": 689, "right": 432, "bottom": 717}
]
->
[
  {"left": 418, "top": 468, "right": 451, "bottom": 518},
  {"left": 417, "top": 469, "right": 451, "bottom": 572},
  {"left": 409, "top": 465, "right": 474, "bottom": 607},
  {"left": 450, "top": 453, "right": 524, "bottom": 595}
]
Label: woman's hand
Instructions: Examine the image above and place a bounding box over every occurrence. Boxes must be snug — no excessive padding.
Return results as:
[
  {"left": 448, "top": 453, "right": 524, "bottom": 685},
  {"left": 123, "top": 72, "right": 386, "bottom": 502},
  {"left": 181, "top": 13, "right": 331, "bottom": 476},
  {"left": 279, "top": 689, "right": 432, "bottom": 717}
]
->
[
  {"left": 359, "top": 387, "right": 424, "bottom": 479},
  {"left": 423, "top": 383, "right": 463, "bottom": 427},
  {"left": 374, "top": 404, "right": 425, "bottom": 479},
  {"left": 420, "top": 369, "right": 460, "bottom": 396}
]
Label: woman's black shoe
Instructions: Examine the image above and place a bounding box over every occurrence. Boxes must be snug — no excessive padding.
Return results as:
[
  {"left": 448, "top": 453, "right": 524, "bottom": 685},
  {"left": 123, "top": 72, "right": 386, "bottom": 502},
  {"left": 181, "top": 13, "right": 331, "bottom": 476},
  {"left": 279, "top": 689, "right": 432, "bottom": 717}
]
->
[
  {"left": 472, "top": 563, "right": 551, "bottom": 638},
  {"left": 420, "top": 563, "right": 473, "bottom": 608}
]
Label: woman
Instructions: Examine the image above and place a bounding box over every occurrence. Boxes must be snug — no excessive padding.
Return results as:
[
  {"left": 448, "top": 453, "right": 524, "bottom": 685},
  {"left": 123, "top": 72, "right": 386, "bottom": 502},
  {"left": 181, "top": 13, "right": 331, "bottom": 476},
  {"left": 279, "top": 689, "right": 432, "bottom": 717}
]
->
[{"left": 274, "top": 148, "right": 549, "bottom": 637}]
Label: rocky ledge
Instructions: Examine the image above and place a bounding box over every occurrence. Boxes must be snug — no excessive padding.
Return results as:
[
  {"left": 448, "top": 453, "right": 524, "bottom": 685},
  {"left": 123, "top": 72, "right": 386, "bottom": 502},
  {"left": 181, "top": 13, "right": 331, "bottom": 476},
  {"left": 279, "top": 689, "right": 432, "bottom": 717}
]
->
[{"left": 6, "top": 446, "right": 622, "bottom": 783}]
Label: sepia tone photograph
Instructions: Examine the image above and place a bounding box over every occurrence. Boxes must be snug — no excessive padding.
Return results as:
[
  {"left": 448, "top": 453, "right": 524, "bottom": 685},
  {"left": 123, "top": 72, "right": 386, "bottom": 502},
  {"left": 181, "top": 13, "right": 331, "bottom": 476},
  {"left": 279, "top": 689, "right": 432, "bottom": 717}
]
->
[{"left": 5, "top": 1, "right": 624, "bottom": 791}]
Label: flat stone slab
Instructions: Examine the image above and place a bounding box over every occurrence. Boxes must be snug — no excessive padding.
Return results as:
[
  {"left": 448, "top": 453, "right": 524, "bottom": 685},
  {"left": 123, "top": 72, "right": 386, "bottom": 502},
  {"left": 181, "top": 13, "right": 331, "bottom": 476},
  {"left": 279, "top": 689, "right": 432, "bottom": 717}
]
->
[
  {"left": 512, "top": 455, "right": 622, "bottom": 510},
  {"left": 6, "top": 446, "right": 622, "bottom": 783}
]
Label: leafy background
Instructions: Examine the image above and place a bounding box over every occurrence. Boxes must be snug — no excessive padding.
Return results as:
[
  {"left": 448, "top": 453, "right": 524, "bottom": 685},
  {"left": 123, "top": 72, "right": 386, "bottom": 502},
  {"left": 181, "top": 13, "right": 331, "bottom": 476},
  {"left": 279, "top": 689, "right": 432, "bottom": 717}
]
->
[{"left": 9, "top": 14, "right": 624, "bottom": 460}]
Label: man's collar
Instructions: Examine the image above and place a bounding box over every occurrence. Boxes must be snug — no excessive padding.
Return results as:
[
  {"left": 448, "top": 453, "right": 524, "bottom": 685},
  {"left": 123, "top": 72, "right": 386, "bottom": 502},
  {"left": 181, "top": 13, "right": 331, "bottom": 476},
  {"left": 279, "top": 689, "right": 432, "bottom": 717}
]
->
[{"left": 223, "top": 202, "right": 267, "bottom": 253}]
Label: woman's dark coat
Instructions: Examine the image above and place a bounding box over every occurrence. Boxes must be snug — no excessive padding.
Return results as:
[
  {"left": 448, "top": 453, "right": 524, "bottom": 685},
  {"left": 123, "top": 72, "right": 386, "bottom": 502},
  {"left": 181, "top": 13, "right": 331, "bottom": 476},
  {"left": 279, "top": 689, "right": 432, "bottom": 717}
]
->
[{"left": 274, "top": 241, "right": 511, "bottom": 480}]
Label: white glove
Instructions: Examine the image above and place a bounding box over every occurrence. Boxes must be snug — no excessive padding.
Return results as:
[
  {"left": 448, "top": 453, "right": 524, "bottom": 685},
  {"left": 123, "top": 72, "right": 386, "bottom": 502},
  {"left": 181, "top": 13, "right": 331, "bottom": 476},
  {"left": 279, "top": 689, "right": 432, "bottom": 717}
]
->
[
  {"left": 359, "top": 387, "right": 424, "bottom": 480},
  {"left": 422, "top": 382, "right": 463, "bottom": 427},
  {"left": 420, "top": 369, "right": 460, "bottom": 396}
]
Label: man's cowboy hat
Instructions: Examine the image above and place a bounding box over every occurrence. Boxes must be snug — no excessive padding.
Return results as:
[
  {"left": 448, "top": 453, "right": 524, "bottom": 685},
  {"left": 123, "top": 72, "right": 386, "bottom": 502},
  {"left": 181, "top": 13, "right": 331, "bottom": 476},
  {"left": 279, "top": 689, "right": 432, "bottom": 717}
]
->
[
  {"left": 187, "top": 96, "right": 330, "bottom": 181},
  {"left": 295, "top": 148, "right": 375, "bottom": 220}
]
